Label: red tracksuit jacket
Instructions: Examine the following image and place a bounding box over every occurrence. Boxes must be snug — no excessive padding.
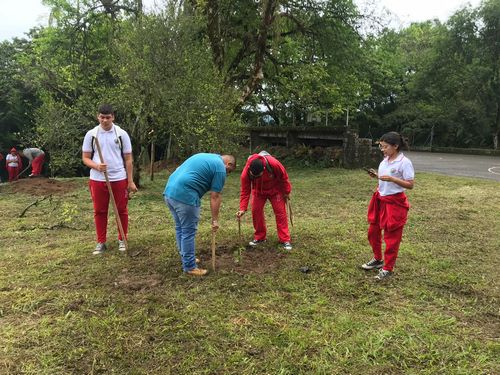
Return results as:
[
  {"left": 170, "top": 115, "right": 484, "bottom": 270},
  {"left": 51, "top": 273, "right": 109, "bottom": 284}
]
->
[
  {"left": 239, "top": 154, "right": 292, "bottom": 211},
  {"left": 367, "top": 191, "right": 410, "bottom": 232}
]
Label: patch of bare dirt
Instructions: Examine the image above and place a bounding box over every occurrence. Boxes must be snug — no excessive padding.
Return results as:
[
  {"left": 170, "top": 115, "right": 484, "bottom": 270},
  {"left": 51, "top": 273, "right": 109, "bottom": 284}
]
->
[
  {"left": 2, "top": 177, "right": 80, "bottom": 196},
  {"left": 198, "top": 243, "right": 288, "bottom": 274},
  {"left": 114, "top": 269, "right": 162, "bottom": 291}
]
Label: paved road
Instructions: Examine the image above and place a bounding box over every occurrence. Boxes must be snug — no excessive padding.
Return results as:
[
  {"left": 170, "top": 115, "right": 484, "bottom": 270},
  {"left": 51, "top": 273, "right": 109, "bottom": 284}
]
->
[{"left": 405, "top": 151, "right": 500, "bottom": 181}]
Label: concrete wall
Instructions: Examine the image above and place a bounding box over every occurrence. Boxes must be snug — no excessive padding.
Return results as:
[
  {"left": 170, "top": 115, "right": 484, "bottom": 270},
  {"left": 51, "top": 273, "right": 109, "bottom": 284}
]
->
[{"left": 248, "top": 126, "right": 377, "bottom": 168}]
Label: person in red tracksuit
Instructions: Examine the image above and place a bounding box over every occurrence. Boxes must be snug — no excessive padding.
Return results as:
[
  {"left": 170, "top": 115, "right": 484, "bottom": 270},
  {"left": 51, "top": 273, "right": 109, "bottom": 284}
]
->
[
  {"left": 6, "top": 148, "right": 22, "bottom": 182},
  {"left": 82, "top": 104, "right": 138, "bottom": 255},
  {"left": 361, "top": 132, "right": 415, "bottom": 281},
  {"left": 236, "top": 151, "right": 293, "bottom": 250}
]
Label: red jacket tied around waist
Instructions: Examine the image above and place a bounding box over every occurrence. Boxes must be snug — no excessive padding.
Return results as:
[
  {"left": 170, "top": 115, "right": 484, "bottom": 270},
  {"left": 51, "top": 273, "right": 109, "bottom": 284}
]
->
[{"left": 367, "top": 191, "right": 410, "bottom": 232}]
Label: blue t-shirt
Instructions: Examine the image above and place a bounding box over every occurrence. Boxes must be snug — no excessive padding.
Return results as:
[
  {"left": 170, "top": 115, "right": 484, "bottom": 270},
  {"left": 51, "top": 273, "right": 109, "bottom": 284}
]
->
[{"left": 164, "top": 153, "right": 226, "bottom": 206}]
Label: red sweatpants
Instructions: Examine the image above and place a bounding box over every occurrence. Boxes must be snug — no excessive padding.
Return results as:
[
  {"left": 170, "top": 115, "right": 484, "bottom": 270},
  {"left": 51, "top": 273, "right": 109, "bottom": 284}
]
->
[
  {"left": 7, "top": 166, "right": 19, "bottom": 182},
  {"left": 31, "top": 154, "right": 45, "bottom": 176},
  {"left": 368, "top": 223, "right": 404, "bottom": 271},
  {"left": 89, "top": 179, "right": 129, "bottom": 243},
  {"left": 251, "top": 193, "right": 290, "bottom": 242}
]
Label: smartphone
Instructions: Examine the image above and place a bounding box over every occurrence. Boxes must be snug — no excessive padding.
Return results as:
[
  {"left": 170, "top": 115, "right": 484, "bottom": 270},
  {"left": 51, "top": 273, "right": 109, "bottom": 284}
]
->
[{"left": 363, "top": 167, "right": 378, "bottom": 177}]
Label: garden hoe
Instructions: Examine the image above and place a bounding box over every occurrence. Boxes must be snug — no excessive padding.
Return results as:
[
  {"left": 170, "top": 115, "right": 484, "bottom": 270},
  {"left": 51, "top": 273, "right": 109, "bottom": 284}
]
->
[
  {"left": 94, "top": 137, "right": 129, "bottom": 256},
  {"left": 18, "top": 163, "right": 32, "bottom": 178}
]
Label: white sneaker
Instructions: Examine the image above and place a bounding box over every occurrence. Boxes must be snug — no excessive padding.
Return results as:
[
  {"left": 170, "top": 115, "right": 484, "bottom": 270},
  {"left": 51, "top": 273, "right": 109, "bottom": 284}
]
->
[
  {"left": 249, "top": 239, "right": 266, "bottom": 246},
  {"left": 118, "top": 240, "right": 126, "bottom": 252}
]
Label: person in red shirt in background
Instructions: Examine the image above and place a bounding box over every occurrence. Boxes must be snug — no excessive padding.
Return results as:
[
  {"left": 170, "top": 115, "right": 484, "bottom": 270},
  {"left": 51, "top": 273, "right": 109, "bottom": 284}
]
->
[
  {"left": 6, "top": 148, "right": 23, "bottom": 182},
  {"left": 236, "top": 151, "right": 293, "bottom": 251}
]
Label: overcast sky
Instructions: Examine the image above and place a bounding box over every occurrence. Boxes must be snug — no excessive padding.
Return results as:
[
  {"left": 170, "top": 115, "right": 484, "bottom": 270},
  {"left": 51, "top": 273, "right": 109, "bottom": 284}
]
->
[{"left": 0, "top": 0, "right": 482, "bottom": 42}]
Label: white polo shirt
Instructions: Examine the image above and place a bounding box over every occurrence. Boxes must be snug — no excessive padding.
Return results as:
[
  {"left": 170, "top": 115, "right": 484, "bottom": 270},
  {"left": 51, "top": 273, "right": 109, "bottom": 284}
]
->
[
  {"left": 82, "top": 124, "right": 132, "bottom": 182},
  {"left": 378, "top": 152, "right": 414, "bottom": 196},
  {"left": 6, "top": 154, "right": 19, "bottom": 167}
]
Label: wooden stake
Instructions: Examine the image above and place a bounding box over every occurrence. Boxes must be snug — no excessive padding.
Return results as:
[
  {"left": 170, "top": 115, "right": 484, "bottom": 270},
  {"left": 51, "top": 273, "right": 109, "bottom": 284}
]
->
[
  {"left": 211, "top": 230, "right": 216, "bottom": 271},
  {"left": 287, "top": 199, "right": 294, "bottom": 227}
]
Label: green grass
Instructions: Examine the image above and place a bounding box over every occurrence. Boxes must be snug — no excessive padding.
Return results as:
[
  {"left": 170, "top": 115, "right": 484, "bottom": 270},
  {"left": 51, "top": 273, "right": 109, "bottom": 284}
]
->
[{"left": 0, "top": 167, "right": 499, "bottom": 374}]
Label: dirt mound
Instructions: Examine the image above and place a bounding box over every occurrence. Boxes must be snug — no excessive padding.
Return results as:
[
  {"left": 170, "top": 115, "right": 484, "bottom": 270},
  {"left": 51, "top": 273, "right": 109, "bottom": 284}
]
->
[
  {"left": 2, "top": 177, "right": 80, "bottom": 196},
  {"left": 198, "top": 243, "right": 287, "bottom": 274}
]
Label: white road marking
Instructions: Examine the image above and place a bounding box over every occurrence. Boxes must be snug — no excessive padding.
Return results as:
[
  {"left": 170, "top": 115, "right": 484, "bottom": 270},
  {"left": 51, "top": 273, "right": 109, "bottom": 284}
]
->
[{"left": 487, "top": 166, "right": 500, "bottom": 175}]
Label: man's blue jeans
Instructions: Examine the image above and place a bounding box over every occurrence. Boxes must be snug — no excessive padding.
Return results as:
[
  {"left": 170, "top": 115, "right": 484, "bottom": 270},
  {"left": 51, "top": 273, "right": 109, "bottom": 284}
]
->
[{"left": 165, "top": 197, "right": 200, "bottom": 272}]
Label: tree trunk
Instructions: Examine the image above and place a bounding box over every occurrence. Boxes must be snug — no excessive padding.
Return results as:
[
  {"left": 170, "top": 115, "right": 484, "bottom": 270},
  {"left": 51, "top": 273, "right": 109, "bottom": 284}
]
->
[
  {"left": 205, "top": 0, "right": 224, "bottom": 71},
  {"left": 237, "top": 0, "right": 279, "bottom": 108},
  {"left": 149, "top": 141, "right": 155, "bottom": 181},
  {"left": 494, "top": 102, "right": 500, "bottom": 150},
  {"left": 166, "top": 132, "right": 173, "bottom": 160},
  {"left": 130, "top": 107, "right": 143, "bottom": 187}
]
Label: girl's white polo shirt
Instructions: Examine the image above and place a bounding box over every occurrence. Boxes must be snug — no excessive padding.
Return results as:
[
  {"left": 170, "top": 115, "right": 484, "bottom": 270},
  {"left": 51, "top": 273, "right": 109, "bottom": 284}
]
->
[{"left": 377, "top": 152, "right": 414, "bottom": 196}]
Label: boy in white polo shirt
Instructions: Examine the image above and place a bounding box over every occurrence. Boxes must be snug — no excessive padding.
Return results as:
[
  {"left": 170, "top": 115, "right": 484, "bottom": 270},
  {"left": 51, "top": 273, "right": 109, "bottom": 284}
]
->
[
  {"left": 82, "top": 104, "right": 138, "bottom": 255},
  {"left": 361, "top": 132, "right": 415, "bottom": 281}
]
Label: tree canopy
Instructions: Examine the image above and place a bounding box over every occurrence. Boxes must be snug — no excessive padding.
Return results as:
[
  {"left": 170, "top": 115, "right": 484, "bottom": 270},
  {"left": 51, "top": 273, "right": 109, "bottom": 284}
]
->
[{"left": 0, "top": 0, "right": 498, "bottom": 178}]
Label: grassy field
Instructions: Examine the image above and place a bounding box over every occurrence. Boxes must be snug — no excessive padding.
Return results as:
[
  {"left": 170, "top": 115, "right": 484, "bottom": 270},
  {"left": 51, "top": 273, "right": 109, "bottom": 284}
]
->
[{"left": 0, "top": 166, "right": 499, "bottom": 374}]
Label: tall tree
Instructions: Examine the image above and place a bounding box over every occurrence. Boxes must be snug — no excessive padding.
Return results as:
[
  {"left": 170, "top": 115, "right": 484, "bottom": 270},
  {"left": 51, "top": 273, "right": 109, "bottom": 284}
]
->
[
  {"left": 194, "top": 0, "right": 366, "bottom": 124},
  {"left": 478, "top": 0, "right": 500, "bottom": 148},
  {"left": 0, "top": 39, "right": 38, "bottom": 149}
]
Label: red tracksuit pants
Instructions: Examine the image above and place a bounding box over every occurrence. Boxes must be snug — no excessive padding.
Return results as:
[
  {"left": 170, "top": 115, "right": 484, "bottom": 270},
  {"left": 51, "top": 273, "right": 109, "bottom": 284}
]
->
[
  {"left": 89, "top": 179, "right": 128, "bottom": 243},
  {"left": 251, "top": 193, "right": 290, "bottom": 242},
  {"left": 31, "top": 154, "right": 45, "bottom": 175},
  {"left": 7, "top": 166, "right": 19, "bottom": 182},
  {"left": 368, "top": 223, "right": 404, "bottom": 272}
]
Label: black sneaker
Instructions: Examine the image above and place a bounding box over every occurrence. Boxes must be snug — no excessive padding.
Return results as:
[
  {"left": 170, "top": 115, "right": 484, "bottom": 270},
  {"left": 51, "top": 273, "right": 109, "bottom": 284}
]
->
[
  {"left": 92, "top": 242, "right": 107, "bottom": 255},
  {"left": 375, "top": 269, "right": 393, "bottom": 281},
  {"left": 361, "top": 258, "right": 384, "bottom": 270},
  {"left": 248, "top": 239, "right": 266, "bottom": 247}
]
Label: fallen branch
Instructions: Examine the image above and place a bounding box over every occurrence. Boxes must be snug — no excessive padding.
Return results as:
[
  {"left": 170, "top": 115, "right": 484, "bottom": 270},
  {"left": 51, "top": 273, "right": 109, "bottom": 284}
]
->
[
  {"left": 18, "top": 223, "right": 81, "bottom": 231},
  {"left": 19, "top": 195, "right": 53, "bottom": 218}
]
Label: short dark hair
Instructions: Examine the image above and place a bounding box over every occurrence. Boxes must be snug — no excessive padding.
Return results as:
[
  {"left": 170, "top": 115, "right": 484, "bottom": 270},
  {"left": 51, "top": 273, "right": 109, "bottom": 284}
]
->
[
  {"left": 249, "top": 159, "right": 264, "bottom": 175},
  {"left": 98, "top": 104, "right": 114, "bottom": 115},
  {"left": 379, "top": 131, "right": 408, "bottom": 150}
]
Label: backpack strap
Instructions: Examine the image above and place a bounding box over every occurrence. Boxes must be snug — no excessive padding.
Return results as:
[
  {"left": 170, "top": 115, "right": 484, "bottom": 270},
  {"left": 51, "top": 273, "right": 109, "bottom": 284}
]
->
[
  {"left": 258, "top": 151, "right": 274, "bottom": 177},
  {"left": 113, "top": 125, "right": 126, "bottom": 167}
]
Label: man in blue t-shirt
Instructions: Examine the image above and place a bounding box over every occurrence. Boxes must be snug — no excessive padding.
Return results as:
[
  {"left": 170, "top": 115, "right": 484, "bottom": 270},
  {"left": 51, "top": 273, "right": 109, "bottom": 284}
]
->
[{"left": 163, "top": 153, "right": 236, "bottom": 276}]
